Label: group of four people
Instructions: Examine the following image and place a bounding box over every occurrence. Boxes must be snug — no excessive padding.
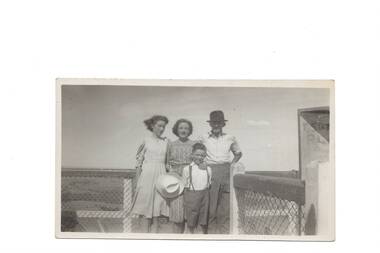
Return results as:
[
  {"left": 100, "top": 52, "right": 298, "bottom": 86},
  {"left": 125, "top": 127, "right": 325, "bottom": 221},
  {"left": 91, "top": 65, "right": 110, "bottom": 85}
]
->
[{"left": 131, "top": 110, "right": 242, "bottom": 234}]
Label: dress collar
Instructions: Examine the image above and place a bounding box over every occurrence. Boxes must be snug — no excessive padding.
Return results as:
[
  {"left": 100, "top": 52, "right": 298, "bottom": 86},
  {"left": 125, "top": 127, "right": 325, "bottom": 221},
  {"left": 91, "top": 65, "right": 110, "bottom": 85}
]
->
[
  {"left": 177, "top": 137, "right": 189, "bottom": 143},
  {"left": 151, "top": 133, "right": 166, "bottom": 141}
]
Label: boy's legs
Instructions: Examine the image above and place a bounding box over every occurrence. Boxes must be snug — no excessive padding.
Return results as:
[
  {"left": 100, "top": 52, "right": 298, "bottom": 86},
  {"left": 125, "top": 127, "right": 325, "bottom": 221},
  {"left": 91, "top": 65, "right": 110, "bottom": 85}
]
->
[
  {"left": 172, "top": 222, "right": 185, "bottom": 233},
  {"left": 200, "top": 225, "right": 208, "bottom": 234},
  {"left": 184, "top": 190, "right": 201, "bottom": 233},
  {"left": 188, "top": 226, "right": 196, "bottom": 234},
  {"left": 199, "top": 189, "right": 210, "bottom": 234}
]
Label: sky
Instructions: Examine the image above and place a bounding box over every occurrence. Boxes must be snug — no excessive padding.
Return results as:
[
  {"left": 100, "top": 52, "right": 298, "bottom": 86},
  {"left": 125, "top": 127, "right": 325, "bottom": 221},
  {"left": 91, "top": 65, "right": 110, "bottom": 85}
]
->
[{"left": 61, "top": 85, "right": 329, "bottom": 171}]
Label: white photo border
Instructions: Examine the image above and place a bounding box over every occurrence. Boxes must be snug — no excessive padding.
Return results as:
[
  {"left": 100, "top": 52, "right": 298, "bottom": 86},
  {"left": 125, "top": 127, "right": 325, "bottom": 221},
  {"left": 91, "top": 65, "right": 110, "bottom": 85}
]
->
[{"left": 55, "top": 79, "right": 335, "bottom": 241}]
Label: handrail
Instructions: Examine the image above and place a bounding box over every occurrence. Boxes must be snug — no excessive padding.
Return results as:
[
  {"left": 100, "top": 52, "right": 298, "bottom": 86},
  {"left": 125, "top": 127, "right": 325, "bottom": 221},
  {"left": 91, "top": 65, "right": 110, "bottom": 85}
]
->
[
  {"left": 62, "top": 167, "right": 136, "bottom": 178},
  {"left": 246, "top": 170, "right": 299, "bottom": 179},
  {"left": 234, "top": 174, "right": 305, "bottom": 205}
]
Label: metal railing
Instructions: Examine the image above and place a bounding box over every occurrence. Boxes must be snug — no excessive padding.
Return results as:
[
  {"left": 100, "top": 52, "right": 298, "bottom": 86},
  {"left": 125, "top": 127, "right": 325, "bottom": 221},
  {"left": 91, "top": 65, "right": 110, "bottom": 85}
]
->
[
  {"left": 62, "top": 168, "right": 306, "bottom": 235},
  {"left": 234, "top": 173, "right": 305, "bottom": 235},
  {"left": 61, "top": 168, "right": 136, "bottom": 233}
]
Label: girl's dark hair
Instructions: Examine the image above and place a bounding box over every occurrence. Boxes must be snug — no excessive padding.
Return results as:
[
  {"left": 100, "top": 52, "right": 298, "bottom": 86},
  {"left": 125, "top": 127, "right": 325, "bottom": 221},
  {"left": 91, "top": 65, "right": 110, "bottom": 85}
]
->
[
  {"left": 172, "top": 118, "right": 193, "bottom": 137},
  {"left": 144, "top": 115, "right": 169, "bottom": 131},
  {"left": 192, "top": 142, "right": 207, "bottom": 153}
]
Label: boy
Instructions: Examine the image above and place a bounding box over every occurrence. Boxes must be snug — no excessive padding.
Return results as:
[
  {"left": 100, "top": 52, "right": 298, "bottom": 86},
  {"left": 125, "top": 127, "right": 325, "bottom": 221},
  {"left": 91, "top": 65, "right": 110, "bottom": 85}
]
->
[{"left": 182, "top": 143, "right": 212, "bottom": 234}]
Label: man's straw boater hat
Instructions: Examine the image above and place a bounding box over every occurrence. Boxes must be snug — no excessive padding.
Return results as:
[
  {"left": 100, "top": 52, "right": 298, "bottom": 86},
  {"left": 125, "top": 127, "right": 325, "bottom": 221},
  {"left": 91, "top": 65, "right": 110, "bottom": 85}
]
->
[
  {"left": 155, "top": 173, "right": 185, "bottom": 199},
  {"left": 207, "top": 110, "right": 228, "bottom": 123}
]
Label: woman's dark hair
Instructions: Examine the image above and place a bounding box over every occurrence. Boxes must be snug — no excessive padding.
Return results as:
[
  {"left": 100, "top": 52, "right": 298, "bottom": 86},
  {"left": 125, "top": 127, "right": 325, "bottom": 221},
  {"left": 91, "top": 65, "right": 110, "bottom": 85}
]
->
[
  {"left": 192, "top": 142, "right": 207, "bottom": 153},
  {"left": 144, "top": 115, "right": 169, "bottom": 131},
  {"left": 172, "top": 118, "right": 193, "bottom": 137}
]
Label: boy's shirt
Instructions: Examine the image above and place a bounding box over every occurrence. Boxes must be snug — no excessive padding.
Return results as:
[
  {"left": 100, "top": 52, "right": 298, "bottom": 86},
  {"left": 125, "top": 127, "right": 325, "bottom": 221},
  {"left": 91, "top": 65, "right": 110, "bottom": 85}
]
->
[{"left": 183, "top": 162, "right": 212, "bottom": 190}]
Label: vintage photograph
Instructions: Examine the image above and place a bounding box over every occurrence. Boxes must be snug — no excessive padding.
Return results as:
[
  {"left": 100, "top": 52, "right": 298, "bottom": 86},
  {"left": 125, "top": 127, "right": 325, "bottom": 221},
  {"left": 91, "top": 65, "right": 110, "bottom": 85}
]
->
[{"left": 56, "top": 79, "right": 334, "bottom": 240}]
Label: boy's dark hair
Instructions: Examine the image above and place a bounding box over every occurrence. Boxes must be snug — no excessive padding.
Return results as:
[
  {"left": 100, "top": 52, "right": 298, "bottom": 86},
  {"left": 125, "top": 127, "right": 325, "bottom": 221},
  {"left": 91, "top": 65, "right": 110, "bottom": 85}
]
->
[
  {"left": 172, "top": 118, "right": 193, "bottom": 137},
  {"left": 143, "top": 115, "right": 169, "bottom": 131},
  {"left": 192, "top": 142, "right": 207, "bottom": 153}
]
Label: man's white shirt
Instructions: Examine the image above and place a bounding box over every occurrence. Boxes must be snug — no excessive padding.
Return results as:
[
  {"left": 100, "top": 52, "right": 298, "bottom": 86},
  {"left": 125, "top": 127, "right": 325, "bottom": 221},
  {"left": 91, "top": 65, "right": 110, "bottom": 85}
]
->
[{"left": 198, "top": 133, "right": 241, "bottom": 164}]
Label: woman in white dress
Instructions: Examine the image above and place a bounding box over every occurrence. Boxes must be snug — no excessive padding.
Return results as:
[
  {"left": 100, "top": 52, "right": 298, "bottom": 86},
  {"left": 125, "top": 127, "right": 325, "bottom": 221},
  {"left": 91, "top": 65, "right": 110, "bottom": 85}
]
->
[{"left": 132, "top": 115, "right": 170, "bottom": 233}]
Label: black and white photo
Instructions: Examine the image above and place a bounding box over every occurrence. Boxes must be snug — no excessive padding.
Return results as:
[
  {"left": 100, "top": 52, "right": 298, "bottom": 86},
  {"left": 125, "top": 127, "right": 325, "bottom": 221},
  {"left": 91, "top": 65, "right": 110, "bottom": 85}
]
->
[{"left": 56, "top": 79, "right": 334, "bottom": 240}]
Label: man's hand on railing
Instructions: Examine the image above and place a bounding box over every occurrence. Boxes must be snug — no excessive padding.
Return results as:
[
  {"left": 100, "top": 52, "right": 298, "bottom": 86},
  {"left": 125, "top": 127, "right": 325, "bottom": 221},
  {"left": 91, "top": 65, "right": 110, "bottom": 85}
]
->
[{"left": 231, "top": 162, "right": 245, "bottom": 175}]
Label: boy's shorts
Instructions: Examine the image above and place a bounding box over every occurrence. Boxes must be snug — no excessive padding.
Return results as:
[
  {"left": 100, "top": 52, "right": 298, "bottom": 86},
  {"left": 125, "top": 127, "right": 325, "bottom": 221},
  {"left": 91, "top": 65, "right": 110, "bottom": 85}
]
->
[{"left": 183, "top": 188, "right": 210, "bottom": 228}]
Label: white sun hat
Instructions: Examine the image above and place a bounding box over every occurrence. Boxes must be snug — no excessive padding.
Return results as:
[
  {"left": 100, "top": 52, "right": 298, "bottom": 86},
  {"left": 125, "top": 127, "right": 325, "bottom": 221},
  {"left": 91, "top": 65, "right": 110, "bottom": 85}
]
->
[{"left": 155, "top": 173, "right": 185, "bottom": 199}]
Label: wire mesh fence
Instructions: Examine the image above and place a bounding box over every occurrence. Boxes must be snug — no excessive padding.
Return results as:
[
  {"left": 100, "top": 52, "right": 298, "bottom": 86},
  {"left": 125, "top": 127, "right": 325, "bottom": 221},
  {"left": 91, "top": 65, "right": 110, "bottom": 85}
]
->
[
  {"left": 61, "top": 168, "right": 136, "bottom": 233},
  {"left": 61, "top": 168, "right": 306, "bottom": 235},
  {"left": 61, "top": 168, "right": 196, "bottom": 233},
  {"left": 234, "top": 173, "right": 305, "bottom": 235}
]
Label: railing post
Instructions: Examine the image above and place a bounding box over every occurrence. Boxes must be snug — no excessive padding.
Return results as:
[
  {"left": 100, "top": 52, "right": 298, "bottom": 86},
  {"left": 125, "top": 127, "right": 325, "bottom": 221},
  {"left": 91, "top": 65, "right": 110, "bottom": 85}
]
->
[
  {"left": 298, "top": 204, "right": 302, "bottom": 235},
  {"left": 123, "top": 178, "right": 132, "bottom": 233}
]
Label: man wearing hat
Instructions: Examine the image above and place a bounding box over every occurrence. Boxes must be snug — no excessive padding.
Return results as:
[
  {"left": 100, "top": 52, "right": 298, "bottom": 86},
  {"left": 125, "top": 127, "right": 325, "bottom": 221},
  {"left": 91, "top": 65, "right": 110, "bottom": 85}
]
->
[{"left": 199, "top": 110, "right": 243, "bottom": 234}]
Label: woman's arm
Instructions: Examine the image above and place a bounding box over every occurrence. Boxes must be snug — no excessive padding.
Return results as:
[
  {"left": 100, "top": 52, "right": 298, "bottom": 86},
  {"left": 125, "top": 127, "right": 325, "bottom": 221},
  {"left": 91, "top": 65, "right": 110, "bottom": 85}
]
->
[
  {"left": 135, "top": 141, "right": 146, "bottom": 177},
  {"left": 165, "top": 139, "right": 172, "bottom": 172}
]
